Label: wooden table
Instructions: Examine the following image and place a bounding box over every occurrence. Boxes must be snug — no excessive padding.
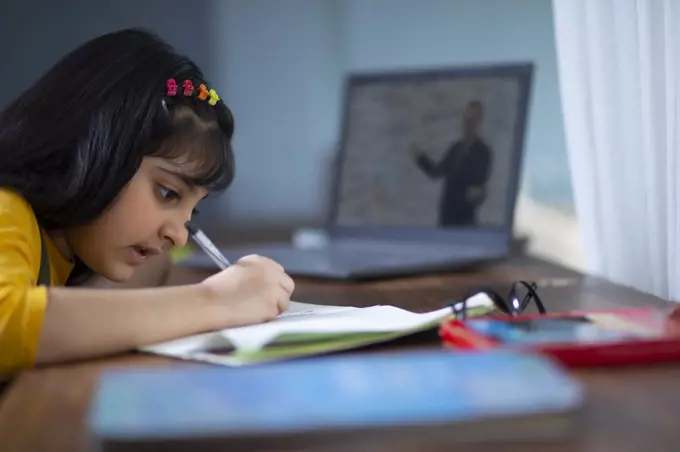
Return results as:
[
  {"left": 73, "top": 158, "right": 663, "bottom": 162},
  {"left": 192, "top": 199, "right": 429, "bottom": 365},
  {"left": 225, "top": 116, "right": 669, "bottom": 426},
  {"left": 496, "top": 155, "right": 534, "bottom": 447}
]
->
[{"left": 1, "top": 256, "right": 680, "bottom": 451}]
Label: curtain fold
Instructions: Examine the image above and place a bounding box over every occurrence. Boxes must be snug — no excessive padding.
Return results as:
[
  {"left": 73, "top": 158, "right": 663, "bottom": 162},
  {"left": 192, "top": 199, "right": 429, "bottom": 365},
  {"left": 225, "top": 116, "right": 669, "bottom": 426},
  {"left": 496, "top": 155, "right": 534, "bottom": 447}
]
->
[{"left": 552, "top": 0, "right": 680, "bottom": 300}]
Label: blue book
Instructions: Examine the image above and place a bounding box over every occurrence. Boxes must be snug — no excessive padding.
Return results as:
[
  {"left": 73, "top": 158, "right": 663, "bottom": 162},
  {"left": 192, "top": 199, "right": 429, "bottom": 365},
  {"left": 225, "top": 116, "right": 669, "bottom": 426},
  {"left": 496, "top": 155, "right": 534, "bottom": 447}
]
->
[{"left": 87, "top": 350, "right": 584, "bottom": 451}]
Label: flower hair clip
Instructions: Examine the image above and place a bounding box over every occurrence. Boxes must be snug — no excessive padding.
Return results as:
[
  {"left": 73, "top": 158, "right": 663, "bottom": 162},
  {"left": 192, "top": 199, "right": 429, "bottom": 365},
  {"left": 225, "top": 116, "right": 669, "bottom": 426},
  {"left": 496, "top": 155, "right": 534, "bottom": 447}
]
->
[
  {"left": 182, "top": 80, "right": 194, "bottom": 97},
  {"left": 166, "top": 79, "right": 220, "bottom": 106},
  {"left": 197, "top": 83, "right": 209, "bottom": 100},
  {"left": 166, "top": 79, "right": 178, "bottom": 96},
  {"left": 208, "top": 88, "right": 220, "bottom": 106}
]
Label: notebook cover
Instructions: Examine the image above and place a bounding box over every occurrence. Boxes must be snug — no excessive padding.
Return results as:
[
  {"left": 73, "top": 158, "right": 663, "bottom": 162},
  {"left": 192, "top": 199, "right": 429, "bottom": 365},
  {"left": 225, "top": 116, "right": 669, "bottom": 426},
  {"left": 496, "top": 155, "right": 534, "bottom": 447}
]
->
[
  {"left": 87, "top": 350, "right": 583, "bottom": 449},
  {"left": 440, "top": 307, "right": 680, "bottom": 367}
]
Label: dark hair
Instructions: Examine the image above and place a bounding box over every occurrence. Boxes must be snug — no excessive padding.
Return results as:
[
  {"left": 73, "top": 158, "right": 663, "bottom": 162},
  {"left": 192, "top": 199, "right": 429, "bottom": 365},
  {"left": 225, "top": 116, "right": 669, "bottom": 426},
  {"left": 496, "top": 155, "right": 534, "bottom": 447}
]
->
[{"left": 0, "top": 28, "right": 235, "bottom": 283}]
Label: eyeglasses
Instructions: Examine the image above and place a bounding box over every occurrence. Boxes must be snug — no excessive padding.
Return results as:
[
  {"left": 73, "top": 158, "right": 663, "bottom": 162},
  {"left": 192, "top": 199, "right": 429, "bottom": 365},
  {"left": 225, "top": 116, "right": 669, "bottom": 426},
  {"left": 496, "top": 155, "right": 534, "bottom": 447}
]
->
[{"left": 452, "top": 280, "right": 547, "bottom": 320}]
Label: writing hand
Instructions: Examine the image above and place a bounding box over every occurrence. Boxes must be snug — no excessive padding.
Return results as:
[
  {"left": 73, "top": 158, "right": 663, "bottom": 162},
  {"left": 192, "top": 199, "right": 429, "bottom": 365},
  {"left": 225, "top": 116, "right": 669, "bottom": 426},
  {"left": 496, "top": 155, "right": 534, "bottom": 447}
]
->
[{"left": 200, "top": 254, "right": 295, "bottom": 327}]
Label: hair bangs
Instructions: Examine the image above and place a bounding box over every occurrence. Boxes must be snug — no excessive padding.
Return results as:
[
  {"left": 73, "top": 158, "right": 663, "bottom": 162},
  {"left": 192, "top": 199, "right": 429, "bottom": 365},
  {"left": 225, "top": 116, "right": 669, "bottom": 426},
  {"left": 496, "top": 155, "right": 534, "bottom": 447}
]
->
[{"left": 151, "top": 114, "right": 235, "bottom": 192}]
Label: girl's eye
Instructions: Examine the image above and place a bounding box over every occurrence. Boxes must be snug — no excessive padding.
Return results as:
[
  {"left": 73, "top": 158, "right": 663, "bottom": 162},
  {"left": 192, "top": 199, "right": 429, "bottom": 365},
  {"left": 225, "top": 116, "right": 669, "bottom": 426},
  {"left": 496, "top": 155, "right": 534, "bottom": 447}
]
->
[{"left": 159, "top": 186, "right": 180, "bottom": 200}]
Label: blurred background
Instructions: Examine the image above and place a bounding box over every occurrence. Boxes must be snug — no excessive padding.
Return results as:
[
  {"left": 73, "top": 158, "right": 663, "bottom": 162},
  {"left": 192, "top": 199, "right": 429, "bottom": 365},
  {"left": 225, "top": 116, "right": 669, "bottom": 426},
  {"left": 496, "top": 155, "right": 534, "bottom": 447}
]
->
[{"left": 0, "top": 0, "right": 584, "bottom": 272}]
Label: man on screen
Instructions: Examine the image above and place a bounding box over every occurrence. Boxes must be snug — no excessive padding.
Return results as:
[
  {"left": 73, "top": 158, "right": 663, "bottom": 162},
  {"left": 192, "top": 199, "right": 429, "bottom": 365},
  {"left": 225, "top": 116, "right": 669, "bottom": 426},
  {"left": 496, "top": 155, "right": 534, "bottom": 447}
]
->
[{"left": 410, "top": 100, "right": 493, "bottom": 226}]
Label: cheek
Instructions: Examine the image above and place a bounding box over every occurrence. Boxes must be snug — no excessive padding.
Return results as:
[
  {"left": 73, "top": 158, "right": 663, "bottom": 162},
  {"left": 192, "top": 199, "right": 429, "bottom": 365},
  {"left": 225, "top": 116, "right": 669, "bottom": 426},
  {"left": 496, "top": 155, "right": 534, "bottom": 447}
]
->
[
  {"left": 92, "top": 186, "right": 162, "bottom": 243},
  {"left": 121, "top": 193, "right": 161, "bottom": 228}
]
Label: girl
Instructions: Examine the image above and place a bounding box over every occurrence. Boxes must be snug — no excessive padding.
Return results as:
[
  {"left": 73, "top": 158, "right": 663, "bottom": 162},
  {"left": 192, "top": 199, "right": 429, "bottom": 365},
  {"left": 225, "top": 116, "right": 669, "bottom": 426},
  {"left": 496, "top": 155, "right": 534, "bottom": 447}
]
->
[{"left": 0, "top": 28, "right": 294, "bottom": 378}]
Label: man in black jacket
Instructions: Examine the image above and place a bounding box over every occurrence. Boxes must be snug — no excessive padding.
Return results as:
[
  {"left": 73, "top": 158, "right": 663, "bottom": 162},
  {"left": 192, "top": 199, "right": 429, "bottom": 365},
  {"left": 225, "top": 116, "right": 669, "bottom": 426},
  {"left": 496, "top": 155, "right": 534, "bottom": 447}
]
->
[{"left": 410, "top": 100, "right": 493, "bottom": 226}]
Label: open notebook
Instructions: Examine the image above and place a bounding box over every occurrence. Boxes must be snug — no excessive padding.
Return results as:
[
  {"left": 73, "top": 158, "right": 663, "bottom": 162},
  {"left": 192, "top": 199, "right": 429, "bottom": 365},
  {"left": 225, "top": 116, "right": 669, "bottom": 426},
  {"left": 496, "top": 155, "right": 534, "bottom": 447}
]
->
[{"left": 140, "top": 295, "right": 495, "bottom": 366}]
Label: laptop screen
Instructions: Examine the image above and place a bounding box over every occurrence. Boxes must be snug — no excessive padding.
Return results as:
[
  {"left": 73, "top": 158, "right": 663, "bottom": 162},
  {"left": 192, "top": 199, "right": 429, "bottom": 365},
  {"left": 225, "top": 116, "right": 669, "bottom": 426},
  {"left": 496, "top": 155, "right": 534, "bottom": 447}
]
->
[{"left": 333, "top": 64, "right": 532, "bottom": 231}]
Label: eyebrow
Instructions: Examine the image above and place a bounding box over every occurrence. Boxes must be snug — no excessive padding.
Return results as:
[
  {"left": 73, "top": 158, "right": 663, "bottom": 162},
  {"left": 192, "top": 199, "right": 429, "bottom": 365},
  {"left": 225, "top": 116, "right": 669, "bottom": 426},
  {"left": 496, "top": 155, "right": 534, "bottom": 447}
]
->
[
  {"left": 157, "top": 166, "right": 208, "bottom": 200},
  {"left": 158, "top": 167, "right": 202, "bottom": 191},
  {"left": 157, "top": 166, "right": 210, "bottom": 200}
]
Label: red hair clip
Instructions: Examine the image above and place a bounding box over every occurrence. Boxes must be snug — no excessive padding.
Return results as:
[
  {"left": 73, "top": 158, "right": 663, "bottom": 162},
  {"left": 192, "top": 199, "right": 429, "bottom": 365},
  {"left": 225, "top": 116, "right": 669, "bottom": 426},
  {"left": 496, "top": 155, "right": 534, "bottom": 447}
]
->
[
  {"left": 166, "top": 79, "right": 178, "bottom": 96},
  {"left": 183, "top": 80, "right": 194, "bottom": 97}
]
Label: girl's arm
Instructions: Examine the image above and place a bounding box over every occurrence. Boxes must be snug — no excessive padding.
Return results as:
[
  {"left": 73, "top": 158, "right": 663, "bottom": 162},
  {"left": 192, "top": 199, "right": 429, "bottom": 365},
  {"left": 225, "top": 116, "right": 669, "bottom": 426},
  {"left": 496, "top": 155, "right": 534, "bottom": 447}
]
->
[
  {"left": 36, "top": 254, "right": 293, "bottom": 366},
  {"left": 36, "top": 282, "right": 216, "bottom": 364},
  {"left": 37, "top": 254, "right": 212, "bottom": 364}
]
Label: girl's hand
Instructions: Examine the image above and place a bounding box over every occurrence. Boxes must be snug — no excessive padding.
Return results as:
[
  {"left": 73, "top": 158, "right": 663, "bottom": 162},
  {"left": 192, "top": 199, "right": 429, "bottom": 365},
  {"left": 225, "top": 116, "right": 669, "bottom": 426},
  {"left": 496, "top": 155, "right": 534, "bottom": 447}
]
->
[{"left": 200, "top": 254, "right": 295, "bottom": 327}]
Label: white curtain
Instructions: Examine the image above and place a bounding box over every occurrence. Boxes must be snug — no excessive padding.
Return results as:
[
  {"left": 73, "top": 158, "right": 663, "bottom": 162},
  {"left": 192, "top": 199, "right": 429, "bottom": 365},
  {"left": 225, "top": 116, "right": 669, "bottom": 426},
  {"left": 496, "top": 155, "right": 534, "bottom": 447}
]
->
[{"left": 552, "top": 0, "right": 680, "bottom": 300}]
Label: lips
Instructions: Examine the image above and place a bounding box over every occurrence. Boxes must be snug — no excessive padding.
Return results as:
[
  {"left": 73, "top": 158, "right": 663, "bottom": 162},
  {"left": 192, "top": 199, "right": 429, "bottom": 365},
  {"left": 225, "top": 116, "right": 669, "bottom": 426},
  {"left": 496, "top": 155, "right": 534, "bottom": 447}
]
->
[
  {"left": 131, "top": 245, "right": 161, "bottom": 257},
  {"left": 128, "top": 244, "right": 162, "bottom": 265}
]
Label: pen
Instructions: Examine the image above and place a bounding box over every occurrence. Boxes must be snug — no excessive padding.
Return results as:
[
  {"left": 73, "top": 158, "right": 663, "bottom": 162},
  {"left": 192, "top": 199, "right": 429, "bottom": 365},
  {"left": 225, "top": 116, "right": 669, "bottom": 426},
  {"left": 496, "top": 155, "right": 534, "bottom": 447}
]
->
[{"left": 185, "top": 221, "right": 231, "bottom": 270}]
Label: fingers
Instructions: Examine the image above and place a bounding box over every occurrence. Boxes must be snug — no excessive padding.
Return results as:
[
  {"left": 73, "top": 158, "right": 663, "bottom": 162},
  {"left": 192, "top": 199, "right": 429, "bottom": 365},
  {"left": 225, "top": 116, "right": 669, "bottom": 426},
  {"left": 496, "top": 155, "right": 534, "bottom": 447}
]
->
[
  {"left": 277, "top": 295, "right": 290, "bottom": 315},
  {"left": 237, "top": 254, "right": 292, "bottom": 292},
  {"left": 237, "top": 254, "right": 285, "bottom": 273},
  {"left": 279, "top": 273, "right": 295, "bottom": 296},
  {"left": 274, "top": 268, "right": 294, "bottom": 315},
  {"left": 238, "top": 254, "right": 294, "bottom": 315}
]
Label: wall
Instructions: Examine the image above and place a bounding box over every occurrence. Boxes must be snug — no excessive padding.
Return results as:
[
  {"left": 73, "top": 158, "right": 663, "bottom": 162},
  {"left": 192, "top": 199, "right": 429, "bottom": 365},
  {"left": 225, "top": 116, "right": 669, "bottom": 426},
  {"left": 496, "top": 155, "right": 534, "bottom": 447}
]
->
[
  {"left": 329, "top": 0, "right": 584, "bottom": 270},
  {"left": 206, "top": 0, "right": 573, "bottom": 233},
  {"left": 339, "top": 0, "right": 571, "bottom": 209},
  {"left": 0, "top": 0, "right": 581, "bottom": 270},
  {"left": 202, "top": 0, "right": 343, "bottom": 229},
  {"left": 0, "top": 0, "right": 212, "bottom": 107}
]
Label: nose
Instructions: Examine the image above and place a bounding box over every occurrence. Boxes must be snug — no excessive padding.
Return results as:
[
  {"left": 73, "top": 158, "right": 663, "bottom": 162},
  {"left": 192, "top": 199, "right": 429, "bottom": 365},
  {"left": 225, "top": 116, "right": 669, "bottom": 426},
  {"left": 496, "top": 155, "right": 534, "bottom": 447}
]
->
[{"left": 159, "top": 214, "right": 189, "bottom": 249}]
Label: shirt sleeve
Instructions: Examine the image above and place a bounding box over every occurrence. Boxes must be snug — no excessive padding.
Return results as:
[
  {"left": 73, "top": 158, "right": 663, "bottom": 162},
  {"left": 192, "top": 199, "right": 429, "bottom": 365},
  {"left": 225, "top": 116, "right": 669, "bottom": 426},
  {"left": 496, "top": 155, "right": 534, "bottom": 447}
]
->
[{"left": 0, "top": 192, "right": 48, "bottom": 376}]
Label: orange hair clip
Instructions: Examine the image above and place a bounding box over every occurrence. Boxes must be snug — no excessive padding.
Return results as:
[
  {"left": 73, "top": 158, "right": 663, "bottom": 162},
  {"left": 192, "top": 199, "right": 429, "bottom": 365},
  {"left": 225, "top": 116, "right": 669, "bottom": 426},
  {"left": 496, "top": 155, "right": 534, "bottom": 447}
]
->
[{"left": 197, "top": 84, "right": 210, "bottom": 101}]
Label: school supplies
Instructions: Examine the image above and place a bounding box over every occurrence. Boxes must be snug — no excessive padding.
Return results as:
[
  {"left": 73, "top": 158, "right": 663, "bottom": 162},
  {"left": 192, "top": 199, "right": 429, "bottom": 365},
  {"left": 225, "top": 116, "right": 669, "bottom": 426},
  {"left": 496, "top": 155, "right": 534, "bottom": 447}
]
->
[
  {"left": 87, "top": 349, "right": 584, "bottom": 451},
  {"left": 184, "top": 222, "right": 230, "bottom": 269},
  {"left": 140, "top": 297, "right": 495, "bottom": 366},
  {"left": 440, "top": 306, "right": 680, "bottom": 367}
]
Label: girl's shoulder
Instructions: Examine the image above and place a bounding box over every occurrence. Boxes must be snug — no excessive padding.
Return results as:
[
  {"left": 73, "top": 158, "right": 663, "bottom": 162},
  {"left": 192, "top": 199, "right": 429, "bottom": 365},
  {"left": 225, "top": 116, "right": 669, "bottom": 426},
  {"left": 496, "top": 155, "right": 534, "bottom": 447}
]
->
[
  {"left": 0, "top": 187, "right": 32, "bottom": 208},
  {"left": 0, "top": 188, "right": 41, "bottom": 243},
  {"left": 0, "top": 188, "right": 72, "bottom": 285}
]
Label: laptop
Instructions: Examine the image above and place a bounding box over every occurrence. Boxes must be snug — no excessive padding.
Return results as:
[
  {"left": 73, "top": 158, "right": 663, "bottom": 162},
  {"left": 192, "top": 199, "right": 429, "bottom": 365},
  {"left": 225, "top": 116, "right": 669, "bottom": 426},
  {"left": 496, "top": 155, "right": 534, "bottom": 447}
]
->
[{"left": 184, "top": 62, "right": 534, "bottom": 280}]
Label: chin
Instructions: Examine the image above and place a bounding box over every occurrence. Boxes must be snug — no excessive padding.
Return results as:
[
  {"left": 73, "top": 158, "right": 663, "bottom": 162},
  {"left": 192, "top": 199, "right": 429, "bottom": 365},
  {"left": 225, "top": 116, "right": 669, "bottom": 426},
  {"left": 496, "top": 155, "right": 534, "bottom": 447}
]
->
[{"left": 98, "top": 264, "right": 135, "bottom": 283}]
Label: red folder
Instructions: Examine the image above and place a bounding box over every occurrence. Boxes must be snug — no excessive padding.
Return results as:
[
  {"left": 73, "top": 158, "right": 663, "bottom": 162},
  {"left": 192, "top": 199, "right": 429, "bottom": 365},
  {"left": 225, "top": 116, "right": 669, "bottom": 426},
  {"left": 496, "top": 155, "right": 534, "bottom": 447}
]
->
[{"left": 439, "top": 307, "right": 680, "bottom": 368}]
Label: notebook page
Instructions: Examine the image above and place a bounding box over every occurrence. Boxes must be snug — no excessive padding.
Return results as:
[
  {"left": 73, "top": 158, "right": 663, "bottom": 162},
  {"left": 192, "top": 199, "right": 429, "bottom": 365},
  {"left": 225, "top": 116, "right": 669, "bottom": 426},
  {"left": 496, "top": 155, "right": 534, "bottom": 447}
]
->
[
  {"left": 140, "top": 301, "right": 363, "bottom": 355},
  {"left": 278, "top": 301, "right": 358, "bottom": 318},
  {"left": 221, "top": 305, "right": 453, "bottom": 351},
  {"left": 141, "top": 295, "right": 493, "bottom": 355}
]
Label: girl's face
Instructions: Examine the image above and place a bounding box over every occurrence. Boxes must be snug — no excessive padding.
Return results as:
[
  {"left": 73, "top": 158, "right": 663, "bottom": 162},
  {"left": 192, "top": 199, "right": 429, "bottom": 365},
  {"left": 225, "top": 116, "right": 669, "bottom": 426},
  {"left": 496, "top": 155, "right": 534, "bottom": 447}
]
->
[{"left": 62, "top": 156, "right": 209, "bottom": 282}]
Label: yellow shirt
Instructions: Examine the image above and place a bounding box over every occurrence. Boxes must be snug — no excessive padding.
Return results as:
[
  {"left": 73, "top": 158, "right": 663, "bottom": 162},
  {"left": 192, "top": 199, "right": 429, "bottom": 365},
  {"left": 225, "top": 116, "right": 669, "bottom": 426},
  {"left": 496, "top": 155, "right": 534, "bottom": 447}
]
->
[{"left": 0, "top": 188, "right": 73, "bottom": 375}]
